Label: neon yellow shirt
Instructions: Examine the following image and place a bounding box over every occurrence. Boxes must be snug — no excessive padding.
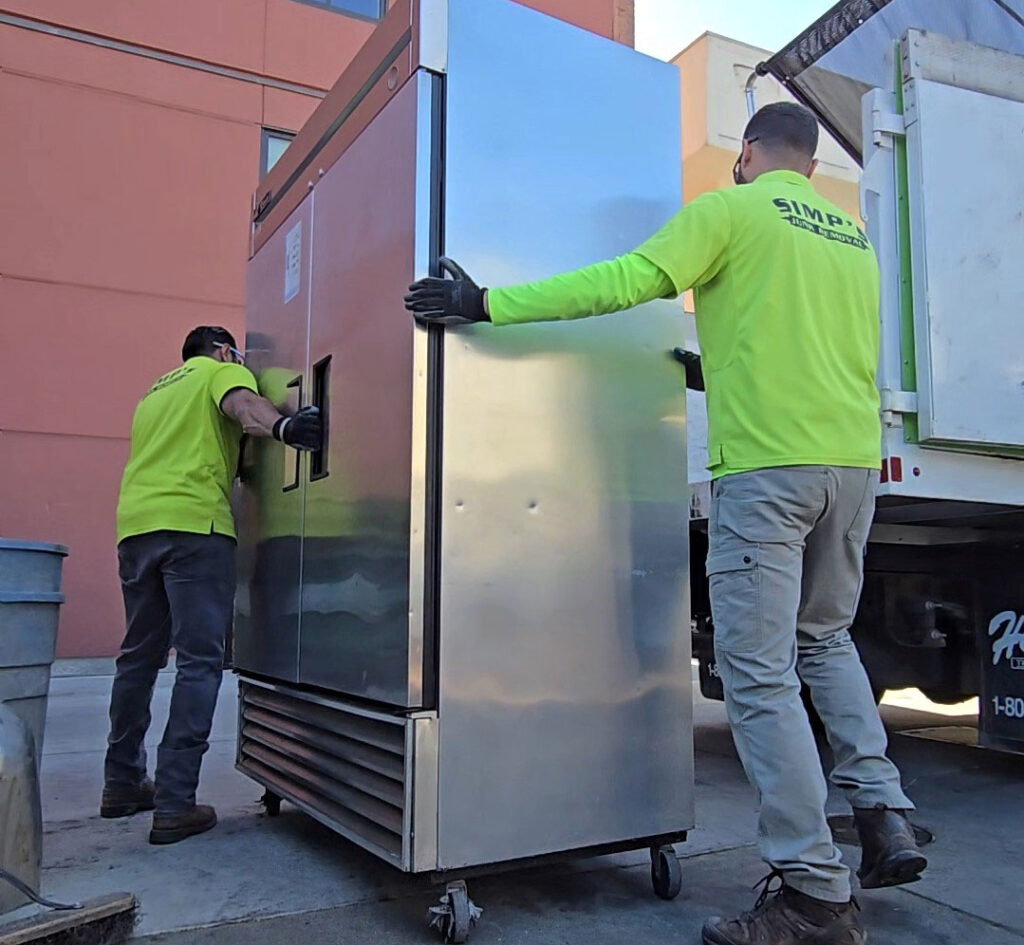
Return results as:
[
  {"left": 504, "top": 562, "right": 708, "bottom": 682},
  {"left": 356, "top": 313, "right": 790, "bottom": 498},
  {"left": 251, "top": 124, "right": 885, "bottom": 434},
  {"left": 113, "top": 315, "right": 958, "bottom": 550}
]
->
[
  {"left": 488, "top": 170, "right": 881, "bottom": 478},
  {"left": 117, "top": 357, "right": 258, "bottom": 542}
]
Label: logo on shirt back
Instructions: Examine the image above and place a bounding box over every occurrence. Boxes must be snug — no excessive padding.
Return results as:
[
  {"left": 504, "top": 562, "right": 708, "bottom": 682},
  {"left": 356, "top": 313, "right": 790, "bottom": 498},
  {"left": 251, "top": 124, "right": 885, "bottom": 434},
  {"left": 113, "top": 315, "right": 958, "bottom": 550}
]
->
[
  {"left": 772, "top": 198, "right": 869, "bottom": 250},
  {"left": 146, "top": 365, "right": 195, "bottom": 396}
]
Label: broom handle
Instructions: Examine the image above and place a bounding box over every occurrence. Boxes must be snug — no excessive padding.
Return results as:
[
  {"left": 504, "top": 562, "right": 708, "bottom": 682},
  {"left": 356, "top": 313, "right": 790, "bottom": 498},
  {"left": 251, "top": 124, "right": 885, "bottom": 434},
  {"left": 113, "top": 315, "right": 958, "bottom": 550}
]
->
[{"left": 0, "top": 866, "right": 82, "bottom": 911}]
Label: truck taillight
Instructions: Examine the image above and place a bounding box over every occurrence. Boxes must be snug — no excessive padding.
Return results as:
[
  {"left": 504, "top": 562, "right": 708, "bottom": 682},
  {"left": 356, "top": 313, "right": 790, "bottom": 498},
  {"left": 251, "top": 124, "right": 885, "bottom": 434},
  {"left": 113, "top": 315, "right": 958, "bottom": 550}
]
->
[{"left": 881, "top": 457, "right": 904, "bottom": 483}]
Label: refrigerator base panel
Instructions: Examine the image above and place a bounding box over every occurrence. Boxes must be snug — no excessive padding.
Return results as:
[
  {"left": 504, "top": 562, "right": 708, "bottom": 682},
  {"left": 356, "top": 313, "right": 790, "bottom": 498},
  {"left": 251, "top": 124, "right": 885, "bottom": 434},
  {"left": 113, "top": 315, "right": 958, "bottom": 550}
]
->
[
  {"left": 236, "top": 676, "right": 693, "bottom": 877},
  {"left": 420, "top": 831, "right": 690, "bottom": 885},
  {"left": 237, "top": 678, "right": 411, "bottom": 867}
]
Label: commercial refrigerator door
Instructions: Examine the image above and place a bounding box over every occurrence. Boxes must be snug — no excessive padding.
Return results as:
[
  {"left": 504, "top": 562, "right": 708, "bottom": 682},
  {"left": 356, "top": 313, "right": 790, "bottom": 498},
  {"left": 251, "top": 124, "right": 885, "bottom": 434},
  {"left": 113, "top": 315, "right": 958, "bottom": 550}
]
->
[
  {"left": 298, "top": 73, "right": 433, "bottom": 708},
  {"left": 235, "top": 197, "right": 314, "bottom": 683},
  {"left": 434, "top": 0, "right": 693, "bottom": 867}
]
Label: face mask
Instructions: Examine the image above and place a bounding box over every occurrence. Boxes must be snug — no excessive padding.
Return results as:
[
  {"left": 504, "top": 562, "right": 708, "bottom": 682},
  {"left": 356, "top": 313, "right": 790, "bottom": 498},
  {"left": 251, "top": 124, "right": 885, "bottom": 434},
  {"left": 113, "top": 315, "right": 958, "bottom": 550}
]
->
[{"left": 732, "top": 153, "right": 747, "bottom": 185}]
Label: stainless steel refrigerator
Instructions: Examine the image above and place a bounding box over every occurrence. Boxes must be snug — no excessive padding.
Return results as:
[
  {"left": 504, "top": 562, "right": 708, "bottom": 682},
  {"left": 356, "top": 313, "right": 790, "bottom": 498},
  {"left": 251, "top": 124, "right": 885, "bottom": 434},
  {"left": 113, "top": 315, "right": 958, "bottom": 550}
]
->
[{"left": 234, "top": 0, "right": 693, "bottom": 936}]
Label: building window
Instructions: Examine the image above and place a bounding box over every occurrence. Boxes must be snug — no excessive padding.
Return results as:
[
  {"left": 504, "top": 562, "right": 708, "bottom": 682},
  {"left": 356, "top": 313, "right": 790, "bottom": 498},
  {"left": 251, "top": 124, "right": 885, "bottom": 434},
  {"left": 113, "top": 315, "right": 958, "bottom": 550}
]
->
[
  {"left": 289, "top": 0, "right": 385, "bottom": 21},
  {"left": 261, "top": 129, "right": 295, "bottom": 179}
]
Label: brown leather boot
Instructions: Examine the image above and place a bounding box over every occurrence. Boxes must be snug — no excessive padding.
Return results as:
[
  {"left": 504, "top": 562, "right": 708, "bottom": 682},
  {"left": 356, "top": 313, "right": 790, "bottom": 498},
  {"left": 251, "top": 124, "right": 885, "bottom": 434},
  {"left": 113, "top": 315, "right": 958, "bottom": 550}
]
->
[
  {"left": 853, "top": 805, "right": 927, "bottom": 889},
  {"left": 702, "top": 875, "right": 866, "bottom": 945},
  {"left": 149, "top": 804, "right": 218, "bottom": 845},
  {"left": 100, "top": 777, "right": 155, "bottom": 818}
]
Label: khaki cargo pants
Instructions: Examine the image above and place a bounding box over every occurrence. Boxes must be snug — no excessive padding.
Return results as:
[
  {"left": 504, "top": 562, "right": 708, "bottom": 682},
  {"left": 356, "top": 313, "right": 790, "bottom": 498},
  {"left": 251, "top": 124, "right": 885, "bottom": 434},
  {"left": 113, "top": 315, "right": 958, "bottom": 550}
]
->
[{"left": 708, "top": 465, "right": 913, "bottom": 902}]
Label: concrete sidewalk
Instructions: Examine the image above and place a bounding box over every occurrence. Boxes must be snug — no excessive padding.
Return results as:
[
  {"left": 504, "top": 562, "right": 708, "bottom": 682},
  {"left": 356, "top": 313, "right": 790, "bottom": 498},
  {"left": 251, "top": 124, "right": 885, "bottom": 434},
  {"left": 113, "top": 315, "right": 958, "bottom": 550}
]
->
[{"left": 35, "top": 670, "right": 1024, "bottom": 944}]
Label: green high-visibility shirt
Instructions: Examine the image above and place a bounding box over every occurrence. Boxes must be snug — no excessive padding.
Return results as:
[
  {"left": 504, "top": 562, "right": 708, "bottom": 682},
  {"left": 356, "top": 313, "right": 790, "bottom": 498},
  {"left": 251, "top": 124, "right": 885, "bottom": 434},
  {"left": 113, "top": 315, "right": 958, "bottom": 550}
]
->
[
  {"left": 117, "top": 357, "right": 258, "bottom": 542},
  {"left": 488, "top": 170, "right": 881, "bottom": 478}
]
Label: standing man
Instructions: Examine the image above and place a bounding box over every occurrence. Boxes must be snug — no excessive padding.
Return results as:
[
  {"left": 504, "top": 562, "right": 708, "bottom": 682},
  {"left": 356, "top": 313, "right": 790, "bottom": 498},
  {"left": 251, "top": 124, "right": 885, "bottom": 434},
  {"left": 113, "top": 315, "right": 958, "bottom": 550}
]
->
[
  {"left": 102, "top": 326, "right": 321, "bottom": 845},
  {"left": 405, "top": 104, "right": 925, "bottom": 945}
]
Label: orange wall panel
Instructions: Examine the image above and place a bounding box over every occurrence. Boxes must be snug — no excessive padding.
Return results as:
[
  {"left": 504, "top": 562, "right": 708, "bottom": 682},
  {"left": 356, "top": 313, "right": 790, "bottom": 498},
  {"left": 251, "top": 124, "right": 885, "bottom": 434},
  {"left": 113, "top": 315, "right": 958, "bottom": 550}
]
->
[
  {"left": 263, "top": 87, "right": 322, "bottom": 135},
  {"left": 0, "top": 0, "right": 267, "bottom": 74},
  {"left": 0, "top": 25, "right": 263, "bottom": 125},
  {"left": 0, "top": 277, "right": 243, "bottom": 440},
  {"left": 0, "top": 431, "right": 129, "bottom": 658},
  {"left": 264, "top": 0, "right": 377, "bottom": 90},
  {"left": 0, "top": 70, "right": 257, "bottom": 304}
]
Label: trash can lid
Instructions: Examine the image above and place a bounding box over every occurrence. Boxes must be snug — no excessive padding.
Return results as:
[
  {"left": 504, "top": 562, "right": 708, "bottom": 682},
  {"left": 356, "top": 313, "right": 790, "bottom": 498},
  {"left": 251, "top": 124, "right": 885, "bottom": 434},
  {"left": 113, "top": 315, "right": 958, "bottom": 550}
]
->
[{"left": 0, "top": 538, "right": 69, "bottom": 556}]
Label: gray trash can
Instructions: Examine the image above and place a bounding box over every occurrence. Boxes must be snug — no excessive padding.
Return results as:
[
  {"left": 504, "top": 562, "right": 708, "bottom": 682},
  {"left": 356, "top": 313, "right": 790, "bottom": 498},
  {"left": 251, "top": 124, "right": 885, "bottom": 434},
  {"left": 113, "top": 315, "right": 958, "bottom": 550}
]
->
[{"left": 0, "top": 539, "right": 68, "bottom": 766}]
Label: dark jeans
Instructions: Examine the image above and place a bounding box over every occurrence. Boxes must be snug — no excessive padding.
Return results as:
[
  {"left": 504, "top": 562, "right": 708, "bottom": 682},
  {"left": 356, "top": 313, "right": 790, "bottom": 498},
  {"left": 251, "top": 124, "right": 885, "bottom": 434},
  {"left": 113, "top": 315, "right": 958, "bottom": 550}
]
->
[{"left": 105, "top": 530, "right": 235, "bottom": 813}]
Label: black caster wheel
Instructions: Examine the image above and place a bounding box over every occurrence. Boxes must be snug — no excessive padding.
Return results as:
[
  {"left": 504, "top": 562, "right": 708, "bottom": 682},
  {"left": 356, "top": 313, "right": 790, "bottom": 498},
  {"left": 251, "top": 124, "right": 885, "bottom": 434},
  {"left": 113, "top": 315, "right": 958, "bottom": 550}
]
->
[
  {"left": 446, "top": 882, "right": 471, "bottom": 944},
  {"left": 428, "top": 880, "right": 480, "bottom": 943},
  {"left": 262, "top": 790, "right": 282, "bottom": 817},
  {"left": 651, "top": 845, "right": 682, "bottom": 900}
]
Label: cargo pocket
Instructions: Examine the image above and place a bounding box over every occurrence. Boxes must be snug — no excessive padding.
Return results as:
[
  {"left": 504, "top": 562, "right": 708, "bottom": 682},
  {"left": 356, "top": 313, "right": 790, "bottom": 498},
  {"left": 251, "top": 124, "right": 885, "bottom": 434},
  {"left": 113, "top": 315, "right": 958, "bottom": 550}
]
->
[
  {"left": 845, "top": 470, "right": 879, "bottom": 546},
  {"left": 706, "top": 546, "right": 762, "bottom": 654}
]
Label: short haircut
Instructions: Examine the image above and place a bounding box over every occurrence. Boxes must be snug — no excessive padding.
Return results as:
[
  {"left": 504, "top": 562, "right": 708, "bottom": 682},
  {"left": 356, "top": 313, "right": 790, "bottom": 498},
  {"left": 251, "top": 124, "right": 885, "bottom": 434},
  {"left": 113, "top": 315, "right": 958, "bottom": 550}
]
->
[
  {"left": 743, "top": 102, "right": 819, "bottom": 158},
  {"left": 182, "top": 326, "right": 237, "bottom": 362}
]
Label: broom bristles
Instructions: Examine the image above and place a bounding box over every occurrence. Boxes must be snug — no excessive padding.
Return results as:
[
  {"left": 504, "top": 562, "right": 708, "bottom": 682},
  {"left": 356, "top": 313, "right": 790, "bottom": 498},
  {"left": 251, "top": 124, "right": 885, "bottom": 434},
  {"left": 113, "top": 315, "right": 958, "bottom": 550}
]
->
[{"left": 20, "top": 908, "right": 137, "bottom": 945}]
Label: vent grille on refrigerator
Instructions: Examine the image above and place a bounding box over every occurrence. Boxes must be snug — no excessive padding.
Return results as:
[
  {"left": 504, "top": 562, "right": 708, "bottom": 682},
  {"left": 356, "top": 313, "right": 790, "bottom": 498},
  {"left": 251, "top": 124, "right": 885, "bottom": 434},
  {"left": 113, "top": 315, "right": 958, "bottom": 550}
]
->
[{"left": 238, "top": 681, "right": 406, "bottom": 861}]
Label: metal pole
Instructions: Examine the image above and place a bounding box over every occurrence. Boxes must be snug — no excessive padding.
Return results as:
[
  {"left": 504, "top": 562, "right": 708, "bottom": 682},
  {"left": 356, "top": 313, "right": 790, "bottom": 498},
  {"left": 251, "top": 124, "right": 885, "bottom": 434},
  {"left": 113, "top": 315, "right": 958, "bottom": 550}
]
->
[{"left": 744, "top": 71, "right": 758, "bottom": 118}]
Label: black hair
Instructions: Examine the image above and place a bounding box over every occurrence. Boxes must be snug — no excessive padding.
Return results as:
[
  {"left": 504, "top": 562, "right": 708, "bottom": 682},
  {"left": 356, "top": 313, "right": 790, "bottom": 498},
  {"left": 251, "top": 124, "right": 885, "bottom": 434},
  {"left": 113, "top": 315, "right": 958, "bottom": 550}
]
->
[
  {"left": 182, "top": 326, "right": 237, "bottom": 362},
  {"left": 743, "top": 102, "right": 819, "bottom": 158}
]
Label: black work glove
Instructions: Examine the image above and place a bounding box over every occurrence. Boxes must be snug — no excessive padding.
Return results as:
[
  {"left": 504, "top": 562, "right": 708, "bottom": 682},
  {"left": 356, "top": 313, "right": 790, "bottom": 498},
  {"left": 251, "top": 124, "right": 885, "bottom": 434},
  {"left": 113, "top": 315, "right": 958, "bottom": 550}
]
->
[
  {"left": 273, "top": 405, "right": 322, "bottom": 451},
  {"left": 671, "top": 347, "right": 705, "bottom": 392},
  {"left": 404, "top": 257, "right": 490, "bottom": 326}
]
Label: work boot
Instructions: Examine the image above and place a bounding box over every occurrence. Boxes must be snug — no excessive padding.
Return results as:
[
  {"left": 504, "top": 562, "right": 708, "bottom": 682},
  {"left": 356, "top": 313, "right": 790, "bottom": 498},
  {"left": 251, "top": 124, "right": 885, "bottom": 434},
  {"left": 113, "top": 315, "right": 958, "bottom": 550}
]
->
[
  {"left": 100, "top": 777, "right": 156, "bottom": 819},
  {"left": 149, "top": 804, "right": 218, "bottom": 845},
  {"left": 853, "top": 805, "right": 927, "bottom": 889},
  {"left": 702, "top": 873, "right": 866, "bottom": 945}
]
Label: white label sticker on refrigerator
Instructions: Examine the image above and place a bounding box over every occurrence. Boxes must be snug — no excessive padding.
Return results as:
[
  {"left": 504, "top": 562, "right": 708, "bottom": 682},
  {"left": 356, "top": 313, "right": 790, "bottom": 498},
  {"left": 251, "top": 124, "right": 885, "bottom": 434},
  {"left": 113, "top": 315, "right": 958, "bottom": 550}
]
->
[{"left": 284, "top": 222, "right": 302, "bottom": 303}]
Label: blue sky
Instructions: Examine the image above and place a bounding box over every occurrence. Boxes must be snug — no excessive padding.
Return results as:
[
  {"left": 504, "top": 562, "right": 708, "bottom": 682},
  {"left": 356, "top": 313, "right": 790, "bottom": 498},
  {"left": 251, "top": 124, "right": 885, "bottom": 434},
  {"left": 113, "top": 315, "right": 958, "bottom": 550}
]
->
[{"left": 634, "top": 0, "right": 837, "bottom": 60}]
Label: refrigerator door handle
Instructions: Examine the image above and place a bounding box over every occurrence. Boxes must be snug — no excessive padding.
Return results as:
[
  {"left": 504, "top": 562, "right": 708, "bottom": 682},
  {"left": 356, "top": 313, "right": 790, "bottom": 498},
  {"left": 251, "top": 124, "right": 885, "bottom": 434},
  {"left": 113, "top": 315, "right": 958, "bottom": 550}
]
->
[
  {"left": 310, "top": 355, "right": 332, "bottom": 481},
  {"left": 282, "top": 374, "right": 304, "bottom": 492}
]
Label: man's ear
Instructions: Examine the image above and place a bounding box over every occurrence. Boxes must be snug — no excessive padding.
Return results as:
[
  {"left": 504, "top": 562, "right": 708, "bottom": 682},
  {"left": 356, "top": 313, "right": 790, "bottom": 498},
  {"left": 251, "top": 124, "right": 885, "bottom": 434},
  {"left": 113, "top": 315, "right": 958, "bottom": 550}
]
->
[{"left": 741, "top": 139, "right": 755, "bottom": 168}]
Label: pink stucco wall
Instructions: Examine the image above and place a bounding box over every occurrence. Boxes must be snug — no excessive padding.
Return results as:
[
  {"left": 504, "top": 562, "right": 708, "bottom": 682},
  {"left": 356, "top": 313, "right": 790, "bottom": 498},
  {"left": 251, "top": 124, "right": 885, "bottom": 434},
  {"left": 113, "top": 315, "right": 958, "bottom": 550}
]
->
[{"left": 0, "top": 0, "right": 631, "bottom": 656}]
